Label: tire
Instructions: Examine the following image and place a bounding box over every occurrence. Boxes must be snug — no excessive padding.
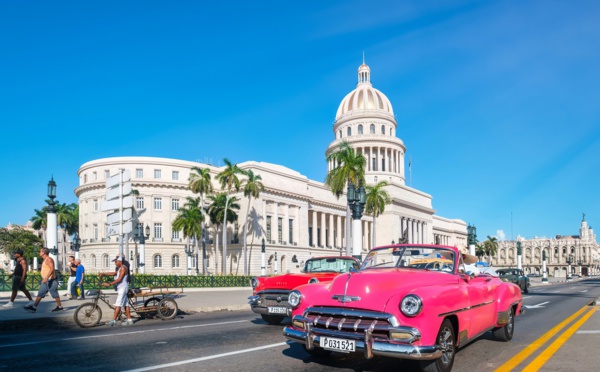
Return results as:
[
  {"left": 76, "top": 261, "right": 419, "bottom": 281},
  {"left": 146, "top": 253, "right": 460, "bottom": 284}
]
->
[
  {"left": 157, "top": 298, "right": 178, "bottom": 320},
  {"left": 141, "top": 297, "right": 161, "bottom": 319},
  {"left": 74, "top": 303, "right": 102, "bottom": 328},
  {"left": 493, "top": 307, "right": 514, "bottom": 341},
  {"left": 523, "top": 283, "right": 529, "bottom": 294},
  {"left": 260, "top": 314, "right": 285, "bottom": 325},
  {"left": 420, "top": 319, "right": 455, "bottom": 372}
]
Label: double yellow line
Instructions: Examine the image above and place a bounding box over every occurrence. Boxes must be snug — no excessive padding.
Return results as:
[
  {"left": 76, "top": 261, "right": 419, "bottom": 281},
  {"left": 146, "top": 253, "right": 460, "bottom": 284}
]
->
[{"left": 495, "top": 304, "right": 597, "bottom": 372}]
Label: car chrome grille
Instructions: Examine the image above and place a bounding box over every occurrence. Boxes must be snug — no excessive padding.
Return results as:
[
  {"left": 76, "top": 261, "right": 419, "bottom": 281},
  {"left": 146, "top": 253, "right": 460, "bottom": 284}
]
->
[
  {"left": 300, "top": 307, "right": 399, "bottom": 340},
  {"left": 258, "top": 290, "right": 291, "bottom": 306}
]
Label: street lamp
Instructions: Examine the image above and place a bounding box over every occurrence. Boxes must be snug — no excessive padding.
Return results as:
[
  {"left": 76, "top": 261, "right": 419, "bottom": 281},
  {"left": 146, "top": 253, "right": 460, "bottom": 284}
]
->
[
  {"left": 542, "top": 250, "right": 548, "bottom": 283},
  {"left": 347, "top": 181, "right": 366, "bottom": 261},
  {"left": 134, "top": 223, "right": 150, "bottom": 274},
  {"left": 184, "top": 243, "right": 194, "bottom": 275},
  {"left": 467, "top": 224, "right": 477, "bottom": 256},
  {"left": 578, "top": 258, "right": 583, "bottom": 277},
  {"left": 261, "top": 238, "right": 266, "bottom": 276},
  {"left": 70, "top": 232, "right": 81, "bottom": 260},
  {"left": 201, "top": 228, "right": 207, "bottom": 275},
  {"left": 516, "top": 241, "right": 523, "bottom": 270},
  {"left": 566, "top": 254, "right": 574, "bottom": 280},
  {"left": 46, "top": 177, "right": 59, "bottom": 267}
]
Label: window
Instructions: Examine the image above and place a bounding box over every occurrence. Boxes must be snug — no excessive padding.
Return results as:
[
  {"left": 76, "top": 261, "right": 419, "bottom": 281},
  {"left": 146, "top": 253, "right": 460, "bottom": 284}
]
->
[
  {"left": 154, "top": 223, "right": 162, "bottom": 239},
  {"left": 278, "top": 217, "right": 283, "bottom": 243},
  {"left": 288, "top": 219, "right": 293, "bottom": 244},
  {"left": 233, "top": 222, "right": 239, "bottom": 243},
  {"left": 370, "top": 124, "right": 375, "bottom": 134},
  {"left": 172, "top": 199, "right": 179, "bottom": 211},
  {"left": 93, "top": 199, "right": 98, "bottom": 211},
  {"left": 136, "top": 197, "right": 144, "bottom": 209},
  {"left": 372, "top": 158, "right": 377, "bottom": 171},
  {"left": 382, "top": 158, "right": 386, "bottom": 171},
  {"left": 103, "top": 254, "right": 110, "bottom": 268},
  {"left": 105, "top": 170, "right": 110, "bottom": 179},
  {"left": 191, "top": 256, "right": 197, "bottom": 269},
  {"left": 136, "top": 168, "right": 143, "bottom": 178},
  {"left": 172, "top": 171, "right": 179, "bottom": 180},
  {"left": 154, "top": 198, "right": 162, "bottom": 210},
  {"left": 93, "top": 171, "right": 97, "bottom": 181},
  {"left": 93, "top": 224, "right": 98, "bottom": 240},
  {"left": 308, "top": 227, "right": 313, "bottom": 246},
  {"left": 91, "top": 254, "right": 96, "bottom": 268},
  {"left": 338, "top": 130, "right": 342, "bottom": 139},
  {"left": 172, "top": 255, "right": 180, "bottom": 268},
  {"left": 154, "top": 255, "right": 162, "bottom": 268},
  {"left": 347, "top": 127, "right": 351, "bottom": 136},
  {"left": 84, "top": 174, "right": 87, "bottom": 183},
  {"left": 154, "top": 169, "right": 161, "bottom": 179},
  {"left": 266, "top": 216, "right": 272, "bottom": 242},
  {"left": 381, "top": 125, "right": 385, "bottom": 134},
  {"left": 172, "top": 230, "right": 180, "bottom": 239},
  {"left": 358, "top": 125, "right": 363, "bottom": 134}
]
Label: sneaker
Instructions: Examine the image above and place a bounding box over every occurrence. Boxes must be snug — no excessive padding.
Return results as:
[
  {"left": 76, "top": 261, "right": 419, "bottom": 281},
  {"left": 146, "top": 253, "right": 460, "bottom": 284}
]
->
[
  {"left": 107, "top": 320, "right": 117, "bottom": 327},
  {"left": 26, "top": 300, "right": 34, "bottom": 307},
  {"left": 2, "top": 302, "right": 14, "bottom": 308},
  {"left": 24, "top": 305, "right": 37, "bottom": 312},
  {"left": 51, "top": 306, "right": 64, "bottom": 312},
  {"left": 122, "top": 319, "right": 134, "bottom": 326}
]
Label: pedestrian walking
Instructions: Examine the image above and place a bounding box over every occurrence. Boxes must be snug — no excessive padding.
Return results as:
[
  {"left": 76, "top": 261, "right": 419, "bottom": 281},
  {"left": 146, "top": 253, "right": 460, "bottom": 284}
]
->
[
  {"left": 99, "top": 256, "right": 133, "bottom": 326},
  {"left": 71, "top": 259, "right": 85, "bottom": 300},
  {"left": 24, "top": 248, "right": 64, "bottom": 313},
  {"left": 65, "top": 255, "right": 76, "bottom": 299},
  {"left": 2, "top": 250, "right": 34, "bottom": 308}
]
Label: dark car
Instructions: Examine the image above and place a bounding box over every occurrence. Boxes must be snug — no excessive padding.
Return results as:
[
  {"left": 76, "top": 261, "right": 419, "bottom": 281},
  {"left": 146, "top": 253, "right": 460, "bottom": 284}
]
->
[{"left": 497, "top": 268, "right": 530, "bottom": 293}]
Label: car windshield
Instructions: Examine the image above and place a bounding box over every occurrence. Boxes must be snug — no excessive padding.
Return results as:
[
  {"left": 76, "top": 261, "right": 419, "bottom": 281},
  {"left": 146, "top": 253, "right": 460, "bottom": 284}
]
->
[
  {"left": 361, "top": 246, "right": 456, "bottom": 272},
  {"left": 305, "top": 257, "right": 358, "bottom": 273}
]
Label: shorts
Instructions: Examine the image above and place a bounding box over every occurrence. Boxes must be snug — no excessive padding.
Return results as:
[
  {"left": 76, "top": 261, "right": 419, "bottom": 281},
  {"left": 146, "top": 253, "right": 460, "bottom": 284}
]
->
[
  {"left": 114, "top": 289, "right": 130, "bottom": 308},
  {"left": 11, "top": 276, "right": 26, "bottom": 291},
  {"left": 37, "top": 279, "right": 59, "bottom": 299}
]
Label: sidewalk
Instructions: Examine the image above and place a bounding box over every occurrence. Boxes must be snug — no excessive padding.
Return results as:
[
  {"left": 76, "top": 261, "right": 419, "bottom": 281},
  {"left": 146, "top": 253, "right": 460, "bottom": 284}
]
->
[{"left": 0, "top": 287, "right": 253, "bottom": 328}]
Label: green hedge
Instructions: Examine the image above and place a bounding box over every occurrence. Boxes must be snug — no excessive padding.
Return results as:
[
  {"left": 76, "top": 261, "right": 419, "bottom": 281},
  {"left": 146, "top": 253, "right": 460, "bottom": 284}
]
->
[{"left": 0, "top": 272, "right": 252, "bottom": 292}]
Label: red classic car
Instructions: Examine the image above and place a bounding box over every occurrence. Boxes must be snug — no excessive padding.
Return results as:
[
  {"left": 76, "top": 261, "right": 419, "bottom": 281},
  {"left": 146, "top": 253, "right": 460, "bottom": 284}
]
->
[
  {"left": 283, "top": 244, "right": 526, "bottom": 372},
  {"left": 248, "top": 256, "right": 360, "bottom": 325}
]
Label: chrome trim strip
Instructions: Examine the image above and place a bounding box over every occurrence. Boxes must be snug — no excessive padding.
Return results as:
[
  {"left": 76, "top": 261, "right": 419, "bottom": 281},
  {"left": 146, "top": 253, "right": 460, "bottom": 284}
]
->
[
  {"left": 437, "top": 300, "right": 494, "bottom": 317},
  {"left": 304, "top": 307, "right": 400, "bottom": 327}
]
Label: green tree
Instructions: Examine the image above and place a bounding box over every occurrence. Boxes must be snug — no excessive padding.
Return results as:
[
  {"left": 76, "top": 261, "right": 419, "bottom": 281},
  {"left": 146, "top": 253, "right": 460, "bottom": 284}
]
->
[
  {"left": 0, "top": 227, "right": 44, "bottom": 265},
  {"left": 215, "top": 159, "right": 243, "bottom": 274},
  {"left": 325, "top": 141, "right": 366, "bottom": 255},
  {"left": 483, "top": 236, "right": 499, "bottom": 265},
  {"left": 188, "top": 167, "right": 213, "bottom": 273},
  {"left": 207, "top": 192, "right": 240, "bottom": 274},
  {"left": 241, "top": 169, "right": 264, "bottom": 275},
  {"left": 30, "top": 207, "right": 48, "bottom": 246},
  {"left": 475, "top": 243, "right": 486, "bottom": 261},
  {"left": 364, "top": 181, "right": 391, "bottom": 249},
  {"left": 172, "top": 198, "right": 204, "bottom": 274}
]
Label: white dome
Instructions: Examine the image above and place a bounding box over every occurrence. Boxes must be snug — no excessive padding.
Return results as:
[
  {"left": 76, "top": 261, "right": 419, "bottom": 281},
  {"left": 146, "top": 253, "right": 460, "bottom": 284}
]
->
[{"left": 335, "top": 63, "right": 394, "bottom": 121}]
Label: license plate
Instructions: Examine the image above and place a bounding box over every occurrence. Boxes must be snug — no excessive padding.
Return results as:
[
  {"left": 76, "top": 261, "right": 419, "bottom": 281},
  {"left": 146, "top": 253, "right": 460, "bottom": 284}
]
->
[
  {"left": 321, "top": 337, "right": 356, "bottom": 353},
  {"left": 268, "top": 306, "right": 287, "bottom": 314}
]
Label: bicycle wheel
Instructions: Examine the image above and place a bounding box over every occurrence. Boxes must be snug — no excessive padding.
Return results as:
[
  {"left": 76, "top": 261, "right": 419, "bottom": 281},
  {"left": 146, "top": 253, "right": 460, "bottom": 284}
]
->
[
  {"left": 141, "top": 297, "right": 161, "bottom": 319},
  {"left": 157, "top": 298, "right": 178, "bottom": 320},
  {"left": 74, "top": 302, "right": 102, "bottom": 328}
]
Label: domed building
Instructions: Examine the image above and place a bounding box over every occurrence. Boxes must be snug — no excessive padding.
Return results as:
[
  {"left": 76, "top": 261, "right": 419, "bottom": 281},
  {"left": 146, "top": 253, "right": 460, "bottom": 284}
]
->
[{"left": 74, "top": 62, "right": 468, "bottom": 275}]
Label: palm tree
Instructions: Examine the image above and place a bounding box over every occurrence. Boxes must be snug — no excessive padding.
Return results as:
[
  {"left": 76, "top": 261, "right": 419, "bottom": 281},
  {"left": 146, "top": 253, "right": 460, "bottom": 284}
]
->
[
  {"left": 325, "top": 141, "right": 366, "bottom": 255},
  {"left": 215, "top": 159, "right": 243, "bottom": 274},
  {"left": 241, "top": 169, "right": 264, "bottom": 275},
  {"left": 31, "top": 207, "right": 48, "bottom": 246},
  {"left": 364, "top": 181, "right": 391, "bottom": 249},
  {"left": 475, "top": 243, "right": 486, "bottom": 261},
  {"left": 188, "top": 167, "right": 213, "bottom": 274},
  {"left": 172, "top": 200, "right": 204, "bottom": 275},
  {"left": 207, "top": 193, "right": 240, "bottom": 274},
  {"left": 483, "top": 236, "right": 499, "bottom": 265}
]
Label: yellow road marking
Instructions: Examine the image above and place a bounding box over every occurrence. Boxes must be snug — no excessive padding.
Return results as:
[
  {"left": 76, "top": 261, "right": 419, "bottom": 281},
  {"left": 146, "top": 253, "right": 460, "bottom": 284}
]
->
[
  {"left": 494, "top": 305, "right": 590, "bottom": 372},
  {"left": 522, "top": 306, "right": 597, "bottom": 372}
]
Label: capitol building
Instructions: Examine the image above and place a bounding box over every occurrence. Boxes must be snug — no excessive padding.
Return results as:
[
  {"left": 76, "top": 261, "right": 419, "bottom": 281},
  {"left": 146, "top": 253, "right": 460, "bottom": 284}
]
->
[{"left": 74, "top": 62, "right": 469, "bottom": 275}]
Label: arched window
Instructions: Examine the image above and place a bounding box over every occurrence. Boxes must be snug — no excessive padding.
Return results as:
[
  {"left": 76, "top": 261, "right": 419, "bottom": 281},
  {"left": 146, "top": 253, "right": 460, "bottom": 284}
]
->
[
  {"left": 370, "top": 124, "right": 375, "bottom": 134},
  {"left": 103, "top": 254, "right": 109, "bottom": 268},
  {"left": 347, "top": 127, "right": 351, "bottom": 136},
  {"left": 381, "top": 125, "right": 385, "bottom": 134},
  {"left": 91, "top": 254, "right": 96, "bottom": 268},
  {"left": 338, "top": 130, "right": 342, "bottom": 139},
  {"left": 172, "top": 254, "right": 180, "bottom": 268},
  {"left": 358, "top": 125, "right": 363, "bottom": 134},
  {"left": 154, "top": 255, "right": 162, "bottom": 268}
]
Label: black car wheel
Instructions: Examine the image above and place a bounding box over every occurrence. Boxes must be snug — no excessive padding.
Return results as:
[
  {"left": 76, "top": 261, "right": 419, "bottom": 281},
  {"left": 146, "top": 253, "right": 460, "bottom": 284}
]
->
[
  {"left": 420, "top": 319, "right": 455, "bottom": 372},
  {"left": 493, "top": 307, "right": 515, "bottom": 341}
]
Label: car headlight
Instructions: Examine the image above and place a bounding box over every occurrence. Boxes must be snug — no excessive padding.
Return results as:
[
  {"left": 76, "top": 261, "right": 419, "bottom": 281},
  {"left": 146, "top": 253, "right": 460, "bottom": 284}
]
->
[
  {"left": 288, "top": 290, "right": 302, "bottom": 308},
  {"left": 400, "top": 295, "right": 422, "bottom": 317},
  {"left": 308, "top": 277, "right": 319, "bottom": 284},
  {"left": 250, "top": 277, "right": 259, "bottom": 289}
]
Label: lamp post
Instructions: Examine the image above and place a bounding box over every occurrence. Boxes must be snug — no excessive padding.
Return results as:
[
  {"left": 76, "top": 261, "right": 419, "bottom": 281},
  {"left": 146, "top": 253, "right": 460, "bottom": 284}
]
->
[
  {"left": 467, "top": 224, "right": 477, "bottom": 256},
  {"left": 347, "top": 181, "right": 366, "bottom": 261},
  {"left": 184, "top": 243, "right": 194, "bottom": 275},
  {"left": 542, "top": 250, "right": 548, "bottom": 283},
  {"left": 134, "top": 223, "right": 150, "bottom": 274},
  {"left": 517, "top": 241, "right": 522, "bottom": 271},
  {"left": 261, "top": 238, "right": 266, "bottom": 276},
  {"left": 46, "top": 177, "right": 59, "bottom": 268},
  {"left": 578, "top": 258, "right": 583, "bottom": 277},
  {"left": 70, "top": 232, "right": 81, "bottom": 260},
  {"left": 201, "top": 228, "right": 207, "bottom": 275},
  {"left": 274, "top": 251, "right": 278, "bottom": 275},
  {"left": 566, "top": 254, "right": 573, "bottom": 280}
]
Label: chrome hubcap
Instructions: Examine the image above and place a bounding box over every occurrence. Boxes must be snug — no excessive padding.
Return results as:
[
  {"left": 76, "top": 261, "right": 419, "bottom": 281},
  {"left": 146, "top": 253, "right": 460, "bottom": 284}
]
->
[{"left": 439, "top": 326, "right": 454, "bottom": 365}]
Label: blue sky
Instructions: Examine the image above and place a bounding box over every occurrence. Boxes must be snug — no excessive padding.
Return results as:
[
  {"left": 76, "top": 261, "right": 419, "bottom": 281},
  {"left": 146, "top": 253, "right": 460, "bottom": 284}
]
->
[{"left": 1, "top": 0, "right": 599, "bottom": 242}]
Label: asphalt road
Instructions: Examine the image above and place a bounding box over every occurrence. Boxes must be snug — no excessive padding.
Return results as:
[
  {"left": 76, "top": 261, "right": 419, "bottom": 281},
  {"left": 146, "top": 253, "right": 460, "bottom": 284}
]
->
[{"left": 1, "top": 279, "right": 599, "bottom": 372}]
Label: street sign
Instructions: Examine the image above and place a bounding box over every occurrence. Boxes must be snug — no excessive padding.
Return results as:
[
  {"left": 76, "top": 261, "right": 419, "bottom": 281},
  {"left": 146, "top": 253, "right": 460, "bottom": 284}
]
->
[
  {"left": 107, "top": 208, "right": 133, "bottom": 225},
  {"left": 101, "top": 195, "right": 133, "bottom": 212},
  {"left": 106, "top": 170, "right": 131, "bottom": 188},
  {"left": 106, "top": 182, "right": 132, "bottom": 200},
  {"left": 107, "top": 221, "right": 133, "bottom": 236}
]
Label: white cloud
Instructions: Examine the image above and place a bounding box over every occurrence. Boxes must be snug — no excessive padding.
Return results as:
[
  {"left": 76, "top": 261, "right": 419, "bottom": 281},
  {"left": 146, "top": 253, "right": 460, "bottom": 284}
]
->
[{"left": 496, "top": 230, "right": 506, "bottom": 241}]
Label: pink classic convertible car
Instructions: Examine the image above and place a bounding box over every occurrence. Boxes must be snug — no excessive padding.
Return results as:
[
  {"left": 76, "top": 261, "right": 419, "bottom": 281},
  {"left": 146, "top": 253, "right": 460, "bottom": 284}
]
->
[{"left": 283, "top": 244, "right": 526, "bottom": 372}]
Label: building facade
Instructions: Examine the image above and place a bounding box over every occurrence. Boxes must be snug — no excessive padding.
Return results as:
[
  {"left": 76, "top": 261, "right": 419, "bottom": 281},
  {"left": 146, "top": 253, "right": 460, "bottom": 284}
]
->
[
  {"left": 491, "top": 216, "right": 600, "bottom": 277},
  {"left": 74, "top": 63, "right": 468, "bottom": 275}
]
